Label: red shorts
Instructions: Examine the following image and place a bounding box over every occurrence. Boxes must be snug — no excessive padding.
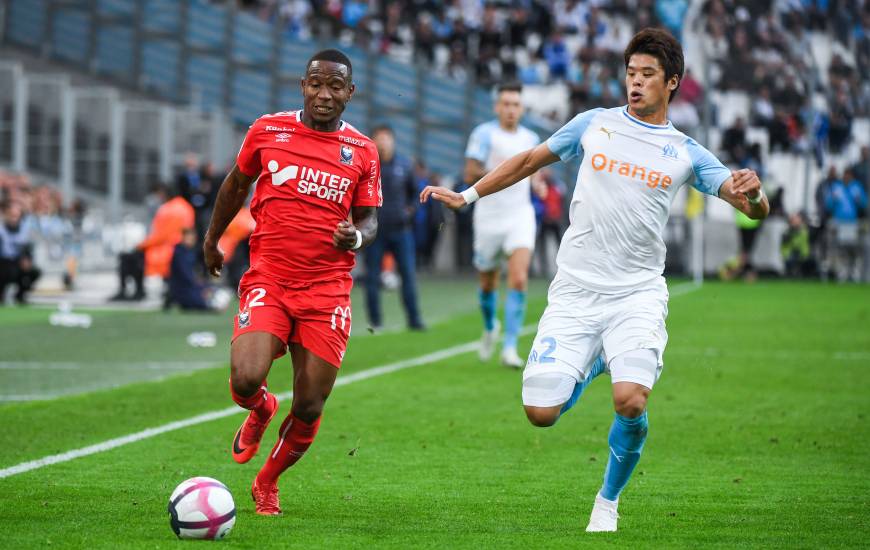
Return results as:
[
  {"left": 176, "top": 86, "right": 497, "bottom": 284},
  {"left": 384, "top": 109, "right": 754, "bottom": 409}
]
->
[{"left": 232, "top": 270, "right": 353, "bottom": 368}]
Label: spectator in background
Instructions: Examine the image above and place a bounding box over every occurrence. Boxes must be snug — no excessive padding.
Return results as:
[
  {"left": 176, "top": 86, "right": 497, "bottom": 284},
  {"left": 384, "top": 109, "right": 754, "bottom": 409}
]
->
[
  {"left": 177, "top": 153, "right": 217, "bottom": 245},
  {"left": 62, "top": 199, "right": 86, "bottom": 290},
  {"left": 535, "top": 167, "right": 566, "bottom": 277},
  {"left": 110, "top": 184, "right": 194, "bottom": 301},
  {"left": 721, "top": 117, "right": 747, "bottom": 164},
  {"left": 850, "top": 145, "right": 870, "bottom": 192},
  {"left": 752, "top": 86, "right": 775, "bottom": 127},
  {"left": 220, "top": 206, "right": 256, "bottom": 292},
  {"left": 655, "top": 0, "right": 688, "bottom": 40},
  {"left": 824, "top": 168, "right": 868, "bottom": 282},
  {"left": 828, "top": 90, "right": 854, "bottom": 153},
  {"left": 542, "top": 32, "right": 570, "bottom": 81},
  {"left": 781, "top": 212, "right": 813, "bottom": 278},
  {"left": 176, "top": 153, "right": 204, "bottom": 206},
  {"left": 678, "top": 68, "right": 703, "bottom": 106},
  {"left": 668, "top": 96, "right": 700, "bottom": 135},
  {"left": 0, "top": 201, "right": 40, "bottom": 304},
  {"left": 720, "top": 208, "right": 763, "bottom": 283},
  {"left": 363, "top": 125, "right": 425, "bottom": 331},
  {"left": 167, "top": 228, "right": 212, "bottom": 311},
  {"left": 413, "top": 160, "right": 444, "bottom": 271}
]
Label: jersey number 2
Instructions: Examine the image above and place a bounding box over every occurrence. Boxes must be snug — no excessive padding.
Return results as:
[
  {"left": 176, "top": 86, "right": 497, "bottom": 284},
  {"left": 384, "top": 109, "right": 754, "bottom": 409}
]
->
[{"left": 247, "top": 288, "right": 266, "bottom": 308}]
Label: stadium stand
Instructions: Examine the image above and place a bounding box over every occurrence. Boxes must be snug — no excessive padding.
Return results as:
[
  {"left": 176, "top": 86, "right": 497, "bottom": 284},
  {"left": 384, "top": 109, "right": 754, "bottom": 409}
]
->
[{"left": 0, "top": 0, "right": 868, "bottom": 304}]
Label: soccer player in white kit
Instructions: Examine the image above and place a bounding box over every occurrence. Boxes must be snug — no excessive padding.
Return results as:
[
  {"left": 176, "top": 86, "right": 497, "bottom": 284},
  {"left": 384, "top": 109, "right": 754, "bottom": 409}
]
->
[
  {"left": 464, "top": 83, "right": 543, "bottom": 367},
  {"left": 422, "top": 29, "right": 769, "bottom": 532}
]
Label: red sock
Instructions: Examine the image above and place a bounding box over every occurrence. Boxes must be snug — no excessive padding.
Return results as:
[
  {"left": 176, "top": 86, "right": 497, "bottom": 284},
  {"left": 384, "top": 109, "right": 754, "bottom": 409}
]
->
[
  {"left": 256, "top": 413, "right": 321, "bottom": 484},
  {"left": 229, "top": 379, "right": 272, "bottom": 420}
]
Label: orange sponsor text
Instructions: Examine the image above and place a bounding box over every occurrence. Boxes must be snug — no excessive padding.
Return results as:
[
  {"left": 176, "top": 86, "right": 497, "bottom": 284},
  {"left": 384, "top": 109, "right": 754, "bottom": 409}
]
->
[{"left": 590, "top": 153, "right": 672, "bottom": 189}]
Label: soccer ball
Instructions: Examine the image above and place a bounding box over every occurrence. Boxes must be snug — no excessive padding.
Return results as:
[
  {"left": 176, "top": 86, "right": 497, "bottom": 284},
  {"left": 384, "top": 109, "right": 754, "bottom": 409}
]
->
[{"left": 168, "top": 477, "right": 236, "bottom": 540}]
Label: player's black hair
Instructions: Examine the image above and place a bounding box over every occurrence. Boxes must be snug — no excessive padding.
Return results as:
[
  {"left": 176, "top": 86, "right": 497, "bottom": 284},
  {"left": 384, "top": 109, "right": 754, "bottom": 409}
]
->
[
  {"left": 623, "top": 28, "right": 684, "bottom": 102},
  {"left": 370, "top": 124, "right": 393, "bottom": 136},
  {"left": 496, "top": 82, "right": 523, "bottom": 95},
  {"left": 306, "top": 49, "right": 353, "bottom": 79}
]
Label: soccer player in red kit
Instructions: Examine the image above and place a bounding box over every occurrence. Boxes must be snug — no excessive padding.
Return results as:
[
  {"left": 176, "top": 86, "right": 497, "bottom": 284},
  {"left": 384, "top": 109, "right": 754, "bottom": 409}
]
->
[{"left": 202, "top": 49, "right": 381, "bottom": 516}]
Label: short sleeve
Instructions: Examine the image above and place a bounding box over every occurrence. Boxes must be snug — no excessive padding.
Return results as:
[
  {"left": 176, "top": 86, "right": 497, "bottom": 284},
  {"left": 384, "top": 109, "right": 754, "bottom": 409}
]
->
[
  {"left": 546, "top": 108, "right": 604, "bottom": 161},
  {"left": 353, "top": 145, "right": 382, "bottom": 207},
  {"left": 686, "top": 138, "right": 731, "bottom": 196},
  {"left": 236, "top": 121, "right": 262, "bottom": 177},
  {"left": 465, "top": 123, "right": 492, "bottom": 163}
]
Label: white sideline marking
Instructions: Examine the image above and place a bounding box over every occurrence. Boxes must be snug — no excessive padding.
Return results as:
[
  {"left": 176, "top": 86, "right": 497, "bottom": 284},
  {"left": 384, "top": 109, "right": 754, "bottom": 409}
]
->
[{"left": 0, "top": 282, "right": 703, "bottom": 480}]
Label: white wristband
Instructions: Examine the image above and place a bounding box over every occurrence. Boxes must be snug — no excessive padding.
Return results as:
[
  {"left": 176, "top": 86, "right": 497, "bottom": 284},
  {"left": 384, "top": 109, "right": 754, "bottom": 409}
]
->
[
  {"left": 352, "top": 230, "right": 362, "bottom": 250},
  {"left": 460, "top": 186, "right": 480, "bottom": 205},
  {"left": 747, "top": 189, "right": 764, "bottom": 205}
]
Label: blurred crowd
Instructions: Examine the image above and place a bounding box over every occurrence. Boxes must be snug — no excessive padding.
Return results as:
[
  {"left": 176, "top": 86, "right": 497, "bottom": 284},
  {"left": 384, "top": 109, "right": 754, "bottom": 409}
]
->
[
  {"left": 0, "top": 171, "right": 86, "bottom": 304},
  {"left": 702, "top": 0, "right": 869, "bottom": 160},
  {"left": 226, "top": 0, "right": 867, "bottom": 159}
]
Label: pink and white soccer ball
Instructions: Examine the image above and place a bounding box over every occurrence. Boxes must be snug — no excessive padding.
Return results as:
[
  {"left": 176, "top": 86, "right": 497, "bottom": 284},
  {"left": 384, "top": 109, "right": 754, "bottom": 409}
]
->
[{"left": 168, "top": 477, "right": 236, "bottom": 540}]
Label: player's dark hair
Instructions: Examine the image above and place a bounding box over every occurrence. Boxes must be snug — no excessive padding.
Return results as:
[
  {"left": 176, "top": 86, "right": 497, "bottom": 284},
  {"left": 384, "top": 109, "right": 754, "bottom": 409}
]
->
[
  {"left": 623, "top": 28, "right": 684, "bottom": 102},
  {"left": 371, "top": 124, "right": 393, "bottom": 136},
  {"left": 307, "top": 49, "right": 353, "bottom": 79},
  {"left": 496, "top": 82, "right": 523, "bottom": 95}
]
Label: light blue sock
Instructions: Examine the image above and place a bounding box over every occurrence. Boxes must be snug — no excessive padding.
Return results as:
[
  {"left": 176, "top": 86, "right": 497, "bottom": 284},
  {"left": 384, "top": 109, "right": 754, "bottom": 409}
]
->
[
  {"left": 503, "top": 289, "right": 527, "bottom": 349},
  {"left": 479, "top": 289, "right": 497, "bottom": 332},
  {"left": 600, "top": 412, "right": 649, "bottom": 501},
  {"left": 560, "top": 355, "right": 606, "bottom": 416}
]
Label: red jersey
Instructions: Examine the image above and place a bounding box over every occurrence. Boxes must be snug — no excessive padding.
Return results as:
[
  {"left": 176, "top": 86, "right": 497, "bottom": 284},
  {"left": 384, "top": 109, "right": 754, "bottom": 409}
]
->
[{"left": 236, "top": 110, "right": 382, "bottom": 284}]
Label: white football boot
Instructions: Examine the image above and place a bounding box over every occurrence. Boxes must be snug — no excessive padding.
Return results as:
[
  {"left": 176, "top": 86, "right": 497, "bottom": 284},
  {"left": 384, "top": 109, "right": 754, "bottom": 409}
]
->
[
  {"left": 500, "top": 346, "right": 524, "bottom": 369},
  {"left": 478, "top": 319, "right": 501, "bottom": 361},
  {"left": 585, "top": 493, "right": 619, "bottom": 532}
]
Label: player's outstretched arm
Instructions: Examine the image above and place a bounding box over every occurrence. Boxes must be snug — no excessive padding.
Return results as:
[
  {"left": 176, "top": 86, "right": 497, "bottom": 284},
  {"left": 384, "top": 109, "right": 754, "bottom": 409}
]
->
[
  {"left": 334, "top": 206, "right": 378, "bottom": 251},
  {"left": 203, "top": 164, "right": 257, "bottom": 277},
  {"left": 420, "top": 143, "right": 559, "bottom": 210},
  {"left": 718, "top": 168, "right": 770, "bottom": 220}
]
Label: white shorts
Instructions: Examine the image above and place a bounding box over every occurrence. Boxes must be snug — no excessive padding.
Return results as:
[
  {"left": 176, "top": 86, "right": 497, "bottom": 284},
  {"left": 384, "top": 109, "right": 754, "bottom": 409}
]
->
[
  {"left": 472, "top": 207, "right": 536, "bottom": 272},
  {"left": 522, "top": 273, "right": 669, "bottom": 400}
]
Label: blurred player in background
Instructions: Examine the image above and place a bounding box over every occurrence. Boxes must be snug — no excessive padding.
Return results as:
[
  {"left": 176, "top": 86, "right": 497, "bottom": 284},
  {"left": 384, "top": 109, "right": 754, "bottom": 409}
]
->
[
  {"left": 464, "top": 83, "right": 543, "bottom": 368},
  {"left": 422, "top": 29, "right": 769, "bottom": 532},
  {"left": 203, "top": 49, "right": 381, "bottom": 516}
]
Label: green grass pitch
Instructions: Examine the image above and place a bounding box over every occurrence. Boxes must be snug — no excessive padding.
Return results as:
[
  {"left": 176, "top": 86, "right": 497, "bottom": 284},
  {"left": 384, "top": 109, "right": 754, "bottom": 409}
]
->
[{"left": 0, "top": 280, "right": 868, "bottom": 548}]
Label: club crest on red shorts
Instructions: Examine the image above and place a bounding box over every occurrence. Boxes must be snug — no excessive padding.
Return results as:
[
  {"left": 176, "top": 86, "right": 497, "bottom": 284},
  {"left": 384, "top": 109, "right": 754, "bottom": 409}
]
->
[{"left": 238, "top": 308, "right": 251, "bottom": 329}]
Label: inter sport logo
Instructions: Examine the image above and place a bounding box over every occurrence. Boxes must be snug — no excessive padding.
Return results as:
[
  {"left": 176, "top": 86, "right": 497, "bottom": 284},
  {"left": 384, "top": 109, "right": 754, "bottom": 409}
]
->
[{"left": 266, "top": 159, "right": 353, "bottom": 203}]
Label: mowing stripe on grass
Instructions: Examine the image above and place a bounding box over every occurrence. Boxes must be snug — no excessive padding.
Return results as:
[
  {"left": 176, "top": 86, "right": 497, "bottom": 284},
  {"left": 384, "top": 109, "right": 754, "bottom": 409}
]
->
[
  {"left": 0, "top": 282, "right": 703, "bottom": 480},
  {"left": 0, "top": 329, "right": 526, "bottom": 480}
]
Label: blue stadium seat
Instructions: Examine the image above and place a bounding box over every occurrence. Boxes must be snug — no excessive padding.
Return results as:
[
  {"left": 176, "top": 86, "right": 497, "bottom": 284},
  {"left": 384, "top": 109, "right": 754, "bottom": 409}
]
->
[
  {"left": 230, "top": 70, "right": 270, "bottom": 125},
  {"left": 97, "top": 0, "right": 135, "bottom": 18},
  {"left": 187, "top": 1, "right": 225, "bottom": 51},
  {"left": 51, "top": 9, "right": 91, "bottom": 64},
  {"left": 141, "top": 40, "right": 181, "bottom": 98},
  {"left": 373, "top": 60, "right": 417, "bottom": 111},
  {"left": 7, "top": 0, "right": 46, "bottom": 48},
  {"left": 233, "top": 12, "right": 271, "bottom": 65},
  {"left": 95, "top": 25, "right": 134, "bottom": 77},
  {"left": 187, "top": 55, "right": 226, "bottom": 110},
  {"left": 143, "top": 0, "right": 180, "bottom": 33}
]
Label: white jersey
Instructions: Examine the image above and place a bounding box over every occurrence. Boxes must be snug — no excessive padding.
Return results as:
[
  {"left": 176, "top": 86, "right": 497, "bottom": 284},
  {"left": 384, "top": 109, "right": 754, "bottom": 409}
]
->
[
  {"left": 546, "top": 106, "right": 731, "bottom": 292},
  {"left": 465, "top": 120, "right": 540, "bottom": 223}
]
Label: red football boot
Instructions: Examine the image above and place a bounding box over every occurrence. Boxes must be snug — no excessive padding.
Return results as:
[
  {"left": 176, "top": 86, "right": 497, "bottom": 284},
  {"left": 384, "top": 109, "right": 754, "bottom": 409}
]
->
[
  {"left": 231, "top": 392, "right": 279, "bottom": 464},
  {"left": 251, "top": 478, "right": 281, "bottom": 516}
]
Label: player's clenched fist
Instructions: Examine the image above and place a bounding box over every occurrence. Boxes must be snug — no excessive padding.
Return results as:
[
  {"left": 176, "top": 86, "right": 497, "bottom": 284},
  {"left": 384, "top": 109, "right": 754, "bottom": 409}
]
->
[
  {"left": 420, "top": 185, "right": 467, "bottom": 210},
  {"left": 203, "top": 240, "right": 225, "bottom": 278},
  {"left": 731, "top": 168, "right": 761, "bottom": 198},
  {"left": 333, "top": 220, "right": 360, "bottom": 250}
]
